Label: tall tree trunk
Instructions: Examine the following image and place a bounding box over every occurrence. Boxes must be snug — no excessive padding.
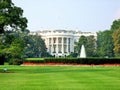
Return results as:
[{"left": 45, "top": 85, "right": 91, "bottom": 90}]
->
[
  {"left": 0, "top": 26, "right": 4, "bottom": 34},
  {"left": 0, "top": 54, "right": 5, "bottom": 65}
]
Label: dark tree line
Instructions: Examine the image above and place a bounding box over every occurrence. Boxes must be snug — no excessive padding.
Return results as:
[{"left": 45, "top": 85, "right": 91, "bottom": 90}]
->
[
  {"left": 23, "top": 33, "right": 51, "bottom": 58},
  {"left": 96, "top": 19, "right": 120, "bottom": 57},
  {"left": 75, "top": 35, "right": 97, "bottom": 57},
  {"left": 69, "top": 19, "right": 120, "bottom": 58}
]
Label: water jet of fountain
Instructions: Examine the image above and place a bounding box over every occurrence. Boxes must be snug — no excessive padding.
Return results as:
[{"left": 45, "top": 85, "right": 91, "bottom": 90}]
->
[{"left": 80, "top": 45, "right": 86, "bottom": 58}]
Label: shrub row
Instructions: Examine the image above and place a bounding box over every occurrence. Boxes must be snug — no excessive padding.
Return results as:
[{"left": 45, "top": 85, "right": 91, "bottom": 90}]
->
[
  {"left": 9, "top": 58, "right": 23, "bottom": 65},
  {"left": 24, "top": 58, "right": 120, "bottom": 65}
]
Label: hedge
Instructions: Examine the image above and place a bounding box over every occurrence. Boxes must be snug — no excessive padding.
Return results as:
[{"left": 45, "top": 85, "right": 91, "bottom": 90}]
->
[
  {"left": 24, "top": 58, "right": 120, "bottom": 65},
  {"left": 9, "top": 58, "right": 23, "bottom": 65}
]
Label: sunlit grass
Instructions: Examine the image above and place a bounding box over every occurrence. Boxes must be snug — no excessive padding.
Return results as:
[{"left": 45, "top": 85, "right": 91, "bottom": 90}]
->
[
  {"left": 25, "top": 58, "right": 44, "bottom": 61},
  {"left": 0, "top": 65, "right": 120, "bottom": 90}
]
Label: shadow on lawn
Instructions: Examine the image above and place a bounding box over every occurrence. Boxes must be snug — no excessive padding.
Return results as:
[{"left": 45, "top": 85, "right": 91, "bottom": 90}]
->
[
  {"left": 40, "top": 69, "right": 110, "bottom": 73},
  {"left": 0, "top": 67, "right": 111, "bottom": 74},
  {"left": 19, "top": 68, "right": 112, "bottom": 74}
]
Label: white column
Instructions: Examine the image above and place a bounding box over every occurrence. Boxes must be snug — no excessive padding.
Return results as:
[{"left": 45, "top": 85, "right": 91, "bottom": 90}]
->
[
  {"left": 71, "top": 38, "right": 74, "bottom": 52},
  {"left": 49, "top": 38, "right": 51, "bottom": 53},
  {"left": 68, "top": 38, "right": 70, "bottom": 53},
  {"left": 51, "top": 37, "right": 53, "bottom": 53},
  {"left": 47, "top": 38, "right": 49, "bottom": 52},
  {"left": 56, "top": 37, "right": 58, "bottom": 54},
  {"left": 62, "top": 37, "right": 64, "bottom": 54},
  {"left": 66, "top": 38, "right": 69, "bottom": 53}
]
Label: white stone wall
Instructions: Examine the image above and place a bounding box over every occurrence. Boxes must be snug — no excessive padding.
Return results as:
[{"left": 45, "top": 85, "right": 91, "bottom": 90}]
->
[{"left": 30, "top": 30, "right": 97, "bottom": 57}]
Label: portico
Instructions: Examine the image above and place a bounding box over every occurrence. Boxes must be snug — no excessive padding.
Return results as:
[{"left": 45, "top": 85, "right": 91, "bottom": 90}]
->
[
  {"left": 31, "top": 30, "right": 97, "bottom": 57},
  {"left": 47, "top": 37, "right": 73, "bottom": 57}
]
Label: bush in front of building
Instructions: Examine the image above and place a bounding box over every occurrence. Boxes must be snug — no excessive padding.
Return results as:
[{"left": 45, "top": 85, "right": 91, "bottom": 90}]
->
[
  {"left": 24, "top": 57, "right": 120, "bottom": 65},
  {"left": 67, "top": 52, "right": 78, "bottom": 58},
  {"left": 24, "top": 58, "right": 45, "bottom": 64},
  {"left": 44, "top": 58, "right": 78, "bottom": 64},
  {"left": 9, "top": 58, "right": 23, "bottom": 65}
]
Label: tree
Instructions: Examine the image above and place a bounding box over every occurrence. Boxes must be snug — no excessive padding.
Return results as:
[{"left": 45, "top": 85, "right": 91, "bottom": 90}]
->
[
  {"left": 0, "top": 0, "right": 27, "bottom": 34},
  {"left": 24, "top": 34, "right": 47, "bottom": 58},
  {"left": 0, "top": 31, "right": 25, "bottom": 64},
  {"left": 86, "top": 35, "right": 96, "bottom": 57},
  {"left": 112, "top": 28, "right": 120, "bottom": 57},
  {"left": 111, "top": 19, "right": 120, "bottom": 31},
  {"left": 97, "top": 30, "right": 114, "bottom": 57},
  {"left": 67, "top": 52, "right": 78, "bottom": 57},
  {"left": 0, "top": 34, "right": 6, "bottom": 65},
  {"left": 110, "top": 19, "right": 120, "bottom": 57},
  {"left": 0, "top": 0, "right": 28, "bottom": 64},
  {"left": 75, "top": 36, "right": 87, "bottom": 54},
  {"left": 75, "top": 35, "right": 96, "bottom": 57}
]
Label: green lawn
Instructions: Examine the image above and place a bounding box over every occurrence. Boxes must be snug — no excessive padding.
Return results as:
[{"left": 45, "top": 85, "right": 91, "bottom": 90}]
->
[
  {"left": 0, "top": 65, "right": 120, "bottom": 90},
  {"left": 25, "top": 58, "right": 44, "bottom": 60}
]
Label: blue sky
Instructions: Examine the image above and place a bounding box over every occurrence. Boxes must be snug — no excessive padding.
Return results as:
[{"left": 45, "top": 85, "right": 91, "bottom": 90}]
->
[{"left": 12, "top": 0, "right": 120, "bottom": 32}]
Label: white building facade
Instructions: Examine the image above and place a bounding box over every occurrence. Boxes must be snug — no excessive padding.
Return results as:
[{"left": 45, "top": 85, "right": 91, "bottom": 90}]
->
[{"left": 31, "top": 30, "right": 97, "bottom": 57}]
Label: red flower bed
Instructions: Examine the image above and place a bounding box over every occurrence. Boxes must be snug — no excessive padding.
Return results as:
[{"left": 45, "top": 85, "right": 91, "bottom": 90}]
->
[{"left": 22, "top": 62, "right": 120, "bottom": 66}]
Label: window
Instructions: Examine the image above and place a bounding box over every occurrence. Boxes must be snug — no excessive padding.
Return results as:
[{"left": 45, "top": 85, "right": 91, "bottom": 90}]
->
[
  {"left": 64, "top": 45, "right": 67, "bottom": 53},
  {"left": 53, "top": 45, "right": 56, "bottom": 53},
  {"left": 49, "top": 45, "right": 51, "bottom": 52},
  {"left": 64, "top": 38, "right": 67, "bottom": 44},
  {"left": 49, "top": 38, "right": 51, "bottom": 44},
  {"left": 53, "top": 38, "right": 56, "bottom": 43},
  {"left": 68, "top": 45, "right": 70, "bottom": 52},
  {"left": 68, "top": 38, "right": 70, "bottom": 44},
  {"left": 58, "top": 38, "right": 62, "bottom": 43},
  {"left": 58, "top": 45, "right": 62, "bottom": 53}
]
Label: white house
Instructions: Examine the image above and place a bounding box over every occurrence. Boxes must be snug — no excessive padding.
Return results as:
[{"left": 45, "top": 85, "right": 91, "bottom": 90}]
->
[{"left": 31, "top": 30, "right": 97, "bottom": 57}]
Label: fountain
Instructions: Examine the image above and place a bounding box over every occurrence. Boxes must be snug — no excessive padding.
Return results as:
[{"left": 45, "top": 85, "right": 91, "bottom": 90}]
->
[{"left": 80, "top": 45, "right": 86, "bottom": 58}]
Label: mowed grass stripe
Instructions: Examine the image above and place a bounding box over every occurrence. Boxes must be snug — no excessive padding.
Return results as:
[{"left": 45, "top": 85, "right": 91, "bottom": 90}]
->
[
  {"left": 63, "top": 67, "right": 111, "bottom": 90},
  {"left": 0, "top": 66, "right": 120, "bottom": 90}
]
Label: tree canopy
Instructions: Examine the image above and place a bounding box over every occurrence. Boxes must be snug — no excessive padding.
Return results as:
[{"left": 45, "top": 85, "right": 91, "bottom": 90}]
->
[
  {"left": 112, "top": 28, "right": 120, "bottom": 56},
  {"left": 97, "top": 30, "right": 114, "bottom": 57},
  {"left": 0, "top": 0, "right": 28, "bottom": 64},
  {"left": 111, "top": 19, "right": 120, "bottom": 56},
  {"left": 0, "top": 0, "right": 27, "bottom": 34},
  {"left": 111, "top": 19, "right": 120, "bottom": 31},
  {"left": 24, "top": 34, "right": 48, "bottom": 58},
  {"left": 96, "top": 19, "right": 120, "bottom": 57},
  {"left": 75, "top": 35, "right": 96, "bottom": 57}
]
